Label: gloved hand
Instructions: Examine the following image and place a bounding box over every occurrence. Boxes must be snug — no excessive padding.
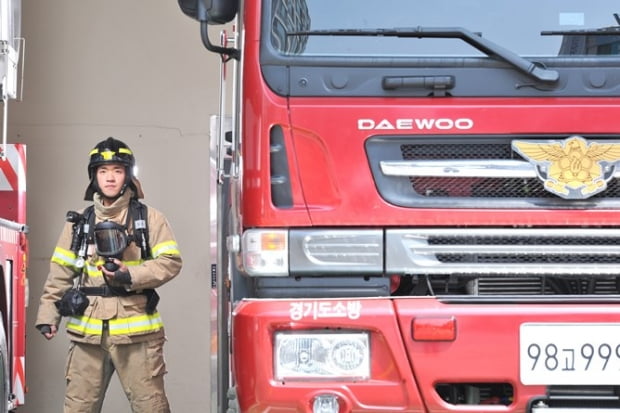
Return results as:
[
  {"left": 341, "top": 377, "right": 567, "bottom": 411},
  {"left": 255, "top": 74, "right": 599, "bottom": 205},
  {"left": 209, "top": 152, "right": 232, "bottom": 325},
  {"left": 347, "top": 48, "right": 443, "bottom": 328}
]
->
[
  {"left": 100, "top": 259, "right": 131, "bottom": 285},
  {"left": 113, "top": 269, "right": 132, "bottom": 285},
  {"left": 36, "top": 324, "right": 57, "bottom": 340}
]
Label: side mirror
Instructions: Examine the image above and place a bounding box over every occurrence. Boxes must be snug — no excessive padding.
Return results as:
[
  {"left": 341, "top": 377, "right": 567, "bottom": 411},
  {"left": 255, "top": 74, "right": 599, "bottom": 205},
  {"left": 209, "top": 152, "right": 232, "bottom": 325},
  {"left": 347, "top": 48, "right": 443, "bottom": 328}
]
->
[
  {"left": 203, "top": 0, "right": 238, "bottom": 24},
  {"left": 177, "top": 0, "right": 200, "bottom": 20},
  {"left": 177, "top": 0, "right": 238, "bottom": 24},
  {"left": 177, "top": 0, "right": 240, "bottom": 59}
]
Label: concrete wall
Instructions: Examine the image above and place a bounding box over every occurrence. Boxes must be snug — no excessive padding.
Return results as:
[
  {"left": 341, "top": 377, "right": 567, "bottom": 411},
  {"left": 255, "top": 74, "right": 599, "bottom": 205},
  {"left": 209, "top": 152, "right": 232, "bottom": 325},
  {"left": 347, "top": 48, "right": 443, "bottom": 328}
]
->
[{"left": 8, "top": 1, "right": 220, "bottom": 411}]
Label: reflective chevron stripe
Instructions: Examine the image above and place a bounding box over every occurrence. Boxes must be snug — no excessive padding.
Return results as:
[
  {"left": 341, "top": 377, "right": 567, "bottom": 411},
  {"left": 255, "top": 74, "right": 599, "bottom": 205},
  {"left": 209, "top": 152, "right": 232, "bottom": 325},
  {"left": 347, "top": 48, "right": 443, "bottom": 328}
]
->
[{"left": 66, "top": 312, "right": 163, "bottom": 336}]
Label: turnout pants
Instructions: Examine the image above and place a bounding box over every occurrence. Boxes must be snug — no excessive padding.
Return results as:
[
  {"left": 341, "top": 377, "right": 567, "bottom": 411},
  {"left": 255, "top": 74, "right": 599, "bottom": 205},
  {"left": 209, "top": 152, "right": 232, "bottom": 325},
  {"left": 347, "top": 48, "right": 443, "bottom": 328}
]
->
[{"left": 64, "top": 326, "right": 170, "bottom": 413}]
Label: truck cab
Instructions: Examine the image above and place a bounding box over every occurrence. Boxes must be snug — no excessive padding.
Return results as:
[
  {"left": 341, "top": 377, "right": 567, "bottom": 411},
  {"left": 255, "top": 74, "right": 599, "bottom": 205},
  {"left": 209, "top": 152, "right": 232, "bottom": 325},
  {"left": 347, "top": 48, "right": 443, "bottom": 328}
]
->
[{"left": 179, "top": 1, "right": 620, "bottom": 412}]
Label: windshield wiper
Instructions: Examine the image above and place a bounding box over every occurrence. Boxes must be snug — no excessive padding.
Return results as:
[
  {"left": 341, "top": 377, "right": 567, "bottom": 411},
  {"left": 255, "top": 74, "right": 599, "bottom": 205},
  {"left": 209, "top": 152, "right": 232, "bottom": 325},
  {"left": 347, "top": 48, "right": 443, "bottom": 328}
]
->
[
  {"left": 542, "top": 28, "right": 620, "bottom": 36},
  {"left": 540, "top": 26, "right": 620, "bottom": 36},
  {"left": 288, "top": 26, "right": 559, "bottom": 84}
]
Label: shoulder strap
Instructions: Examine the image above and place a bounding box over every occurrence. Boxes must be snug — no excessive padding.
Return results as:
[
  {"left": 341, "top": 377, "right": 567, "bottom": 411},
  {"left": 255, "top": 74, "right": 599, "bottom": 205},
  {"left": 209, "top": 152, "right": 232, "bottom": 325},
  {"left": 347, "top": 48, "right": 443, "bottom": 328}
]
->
[
  {"left": 72, "top": 205, "right": 95, "bottom": 278},
  {"left": 130, "top": 199, "right": 151, "bottom": 259},
  {"left": 83, "top": 205, "right": 96, "bottom": 248}
]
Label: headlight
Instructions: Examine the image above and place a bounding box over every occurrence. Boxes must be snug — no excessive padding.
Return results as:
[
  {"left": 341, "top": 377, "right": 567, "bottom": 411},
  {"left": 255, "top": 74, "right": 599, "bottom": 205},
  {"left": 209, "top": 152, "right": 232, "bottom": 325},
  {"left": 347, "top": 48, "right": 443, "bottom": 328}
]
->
[
  {"left": 241, "top": 229, "right": 384, "bottom": 277},
  {"left": 274, "top": 331, "right": 370, "bottom": 381}
]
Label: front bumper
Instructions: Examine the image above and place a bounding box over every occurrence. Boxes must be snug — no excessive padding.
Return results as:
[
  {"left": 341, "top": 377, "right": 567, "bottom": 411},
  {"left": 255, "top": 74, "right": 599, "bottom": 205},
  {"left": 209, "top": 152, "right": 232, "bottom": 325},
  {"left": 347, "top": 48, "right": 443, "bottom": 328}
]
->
[{"left": 231, "top": 296, "right": 620, "bottom": 412}]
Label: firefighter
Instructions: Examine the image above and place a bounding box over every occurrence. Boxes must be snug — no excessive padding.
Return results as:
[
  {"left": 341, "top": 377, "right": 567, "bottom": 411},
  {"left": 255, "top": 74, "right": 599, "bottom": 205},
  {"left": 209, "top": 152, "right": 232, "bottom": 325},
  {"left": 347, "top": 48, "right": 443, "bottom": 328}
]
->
[{"left": 35, "top": 137, "right": 183, "bottom": 413}]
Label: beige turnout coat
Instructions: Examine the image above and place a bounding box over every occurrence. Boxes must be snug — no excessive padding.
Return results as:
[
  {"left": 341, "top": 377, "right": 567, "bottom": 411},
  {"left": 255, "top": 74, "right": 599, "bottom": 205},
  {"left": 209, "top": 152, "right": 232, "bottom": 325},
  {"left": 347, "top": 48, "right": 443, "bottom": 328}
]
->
[{"left": 35, "top": 190, "right": 182, "bottom": 344}]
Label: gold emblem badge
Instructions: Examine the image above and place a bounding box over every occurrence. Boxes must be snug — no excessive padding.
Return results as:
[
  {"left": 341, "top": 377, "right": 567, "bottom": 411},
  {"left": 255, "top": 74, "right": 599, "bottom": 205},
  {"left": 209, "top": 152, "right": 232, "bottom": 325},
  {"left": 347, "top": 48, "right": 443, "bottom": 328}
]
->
[
  {"left": 100, "top": 149, "right": 115, "bottom": 160},
  {"left": 512, "top": 136, "right": 620, "bottom": 199}
]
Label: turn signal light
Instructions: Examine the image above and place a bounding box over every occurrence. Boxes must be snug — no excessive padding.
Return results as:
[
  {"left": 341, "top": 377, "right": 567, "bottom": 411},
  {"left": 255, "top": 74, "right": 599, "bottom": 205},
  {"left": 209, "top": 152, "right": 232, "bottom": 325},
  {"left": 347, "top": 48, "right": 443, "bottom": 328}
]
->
[
  {"left": 412, "top": 316, "right": 456, "bottom": 341},
  {"left": 261, "top": 232, "right": 286, "bottom": 250}
]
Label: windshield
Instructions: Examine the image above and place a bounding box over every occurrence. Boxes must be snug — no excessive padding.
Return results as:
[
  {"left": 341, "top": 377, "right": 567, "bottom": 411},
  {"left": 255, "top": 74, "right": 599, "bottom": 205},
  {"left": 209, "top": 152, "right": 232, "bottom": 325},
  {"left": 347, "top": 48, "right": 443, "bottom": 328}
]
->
[{"left": 269, "top": 0, "right": 620, "bottom": 58}]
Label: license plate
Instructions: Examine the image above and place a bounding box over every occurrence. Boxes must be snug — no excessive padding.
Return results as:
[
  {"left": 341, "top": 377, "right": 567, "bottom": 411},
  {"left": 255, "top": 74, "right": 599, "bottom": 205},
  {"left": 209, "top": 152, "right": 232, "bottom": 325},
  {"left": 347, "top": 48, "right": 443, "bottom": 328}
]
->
[{"left": 520, "top": 323, "right": 620, "bottom": 385}]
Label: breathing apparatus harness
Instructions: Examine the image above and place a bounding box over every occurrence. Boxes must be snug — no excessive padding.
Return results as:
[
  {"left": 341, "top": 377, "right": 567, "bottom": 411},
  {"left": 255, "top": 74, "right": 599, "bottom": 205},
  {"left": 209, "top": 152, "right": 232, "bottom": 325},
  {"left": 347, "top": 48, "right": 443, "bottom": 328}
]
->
[
  {"left": 68, "top": 199, "right": 150, "bottom": 265},
  {"left": 57, "top": 199, "right": 159, "bottom": 316}
]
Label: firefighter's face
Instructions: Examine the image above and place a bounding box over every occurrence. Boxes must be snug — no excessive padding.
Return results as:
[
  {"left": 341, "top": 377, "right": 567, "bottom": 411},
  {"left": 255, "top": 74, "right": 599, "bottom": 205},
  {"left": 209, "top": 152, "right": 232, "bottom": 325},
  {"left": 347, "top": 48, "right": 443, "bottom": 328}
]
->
[{"left": 96, "top": 163, "right": 126, "bottom": 199}]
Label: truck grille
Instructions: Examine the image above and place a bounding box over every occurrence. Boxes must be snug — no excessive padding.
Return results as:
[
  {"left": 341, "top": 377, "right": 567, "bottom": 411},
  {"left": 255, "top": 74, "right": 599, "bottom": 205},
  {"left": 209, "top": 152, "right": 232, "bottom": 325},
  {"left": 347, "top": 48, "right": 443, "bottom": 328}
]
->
[
  {"left": 386, "top": 228, "right": 620, "bottom": 295},
  {"left": 366, "top": 135, "right": 620, "bottom": 208}
]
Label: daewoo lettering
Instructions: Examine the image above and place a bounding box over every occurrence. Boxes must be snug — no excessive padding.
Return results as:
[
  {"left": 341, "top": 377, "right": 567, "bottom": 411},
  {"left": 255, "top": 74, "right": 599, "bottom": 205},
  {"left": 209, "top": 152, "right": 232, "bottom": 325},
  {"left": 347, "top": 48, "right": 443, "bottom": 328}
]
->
[{"left": 357, "top": 118, "right": 474, "bottom": 130}]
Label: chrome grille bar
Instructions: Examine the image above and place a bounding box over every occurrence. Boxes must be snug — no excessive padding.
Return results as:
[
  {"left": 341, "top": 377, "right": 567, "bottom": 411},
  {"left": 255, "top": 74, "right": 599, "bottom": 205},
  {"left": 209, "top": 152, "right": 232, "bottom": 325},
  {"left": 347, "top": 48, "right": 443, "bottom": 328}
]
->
[
  {"left": 386, "top": 228, "right": 620, "bottom": 276},
  {"left": 380, "top": 160, "right": 620, "bottom": 179},
  {"left": 290, "top": 229, "right": 384, "bottom": 274},
  {"left": 380, "top": 159, "right": 537, "bottom": 178}
]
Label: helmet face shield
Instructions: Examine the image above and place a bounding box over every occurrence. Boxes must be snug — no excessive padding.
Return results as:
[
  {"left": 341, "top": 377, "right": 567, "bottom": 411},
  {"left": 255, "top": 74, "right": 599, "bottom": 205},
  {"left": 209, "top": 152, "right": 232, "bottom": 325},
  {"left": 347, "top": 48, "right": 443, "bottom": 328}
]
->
[{"left": 94, "top": 221, "right": 128, "bottom": 257}]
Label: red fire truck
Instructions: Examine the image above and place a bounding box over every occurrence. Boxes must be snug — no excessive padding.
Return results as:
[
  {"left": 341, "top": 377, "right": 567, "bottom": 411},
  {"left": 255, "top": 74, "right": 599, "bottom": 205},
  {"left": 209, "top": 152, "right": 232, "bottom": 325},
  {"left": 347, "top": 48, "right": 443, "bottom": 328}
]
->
[
  {"left": 0, "top": 0, "right": 27, "bottom": 411},
  {"left": 179, "top": 1, "right": 620, "bottom": 412},
  {"left": 0, "top": 144, "right": 27, "bottom": 412}
]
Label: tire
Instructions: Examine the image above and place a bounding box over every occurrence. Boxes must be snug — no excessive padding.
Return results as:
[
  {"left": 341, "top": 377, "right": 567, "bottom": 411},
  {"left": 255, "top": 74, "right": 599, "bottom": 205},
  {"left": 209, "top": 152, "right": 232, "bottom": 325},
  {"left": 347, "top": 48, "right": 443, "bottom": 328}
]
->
[{"left": 0, "top": 315, "right": 9, "bottom": 413}]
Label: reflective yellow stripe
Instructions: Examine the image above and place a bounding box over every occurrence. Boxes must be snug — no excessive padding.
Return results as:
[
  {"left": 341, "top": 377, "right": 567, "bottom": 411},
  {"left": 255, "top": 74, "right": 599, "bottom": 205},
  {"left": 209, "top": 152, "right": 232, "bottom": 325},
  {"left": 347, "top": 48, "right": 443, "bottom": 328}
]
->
[
  {"left": 84, "top": 259, "right": 144, "bottom": 277},
  {"left": 66, "top": 316, "right": 103, "bottom": 335},
  {"left": 51, "top": 247, "right": 78, "bottom": 268},
  {"left": 151, "top": 241, "right": 180, "bottom": 258},
  {"left": 88, "top": 148, "right": 133, "bottom": 157},
  {"left": 109, "top": 312, "right": 163, "bottom": 335},
  {"left": 85, "top": 263, "right": 103, "bottom": 277},
  {"left": 66, "top": 312, "right": 163, "bottom": 336}
]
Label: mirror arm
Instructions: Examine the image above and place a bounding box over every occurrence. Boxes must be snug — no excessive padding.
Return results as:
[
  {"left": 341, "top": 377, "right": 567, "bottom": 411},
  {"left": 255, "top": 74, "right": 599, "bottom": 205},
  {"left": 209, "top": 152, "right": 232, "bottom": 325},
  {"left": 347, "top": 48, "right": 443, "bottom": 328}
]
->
[{"left": 201, "top": 21, "right": 240, "bottom": 61}]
